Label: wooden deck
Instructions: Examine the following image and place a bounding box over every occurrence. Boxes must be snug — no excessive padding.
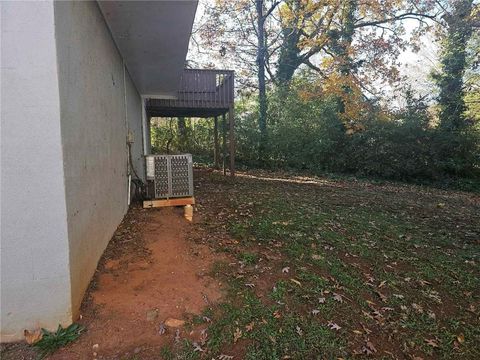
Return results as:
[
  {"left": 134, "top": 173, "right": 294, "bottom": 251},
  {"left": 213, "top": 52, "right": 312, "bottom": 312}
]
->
[
  {"left": 146, "top": 69, "right": 234, "bottom": 118},
  {"left": 146, "top": 68, "right": 236, "bottom": 176}
]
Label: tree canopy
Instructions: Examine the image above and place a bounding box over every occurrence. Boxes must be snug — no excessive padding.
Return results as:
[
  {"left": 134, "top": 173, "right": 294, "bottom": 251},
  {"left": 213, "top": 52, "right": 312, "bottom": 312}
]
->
[{"left": 168, "top": 0, "right": 480, "bottom": 186}]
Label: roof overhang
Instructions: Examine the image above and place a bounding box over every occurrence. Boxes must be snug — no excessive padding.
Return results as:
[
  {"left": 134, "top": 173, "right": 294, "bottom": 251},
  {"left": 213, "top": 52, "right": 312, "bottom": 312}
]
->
[{"left": 97, "top": 0, "right": 198, "bottom": 97}]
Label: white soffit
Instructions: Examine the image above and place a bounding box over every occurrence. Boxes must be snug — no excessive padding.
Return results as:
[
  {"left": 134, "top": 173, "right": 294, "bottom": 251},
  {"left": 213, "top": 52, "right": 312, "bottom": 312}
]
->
[{"left": 97, "top": 0, "right": 198, "bottom": 97}]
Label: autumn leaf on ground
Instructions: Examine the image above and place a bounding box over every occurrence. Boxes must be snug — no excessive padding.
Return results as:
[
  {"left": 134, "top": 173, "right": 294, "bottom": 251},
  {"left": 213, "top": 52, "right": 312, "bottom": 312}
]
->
[
  {"left": 295, "top": 325, "right": 303, "bottom": 336},
  {"left": 418, "top": 279, "right": 432, "bottom": 287},
  {"left": 361, "top": 341, "right": 377, "bottom": 355},
  {"left": 290, "top": 278, "right": 302, "bottom": 286},
  {"left": 200, "top": 328, "right": 208, "bottom": 345},
  {"left": 425, "top": 338, "right": 440, "bottom": 348},
  {"left": 327, "top": 321, "right": 341, "bottom": 331},
  {"left": 233, "top": 328, "right": 242, "bottom": 343},
  {"left": 272, "top": 220, "right": 291, "bottom": 226},
  {"left": 218, "top": 355, "right": 234, "bottom": 360},
  {"left": 193, "top": 342, "right": 204, "bottom": 352},
  {"left": 375, "top": 290, "right": 387, "bottom": 302},
  {"left": 318, "top": 297, "right": 326, "bottom": 304},
  {"left": 311, "top": 309, "right": 320, "bottom": 315},
  {"left": 245, "top": 322, "right": 255, "bottom": 331},
  {"left": 362, "top": 310, "right": 374, "bottom": 320},
  {"left": 361, "top": 324, "right": 372, "bottom": 334},
  {"left": 24, "top": 329, "right": 42, "bottom": 345},
  {"left": 412, "top": 303, "right": 424, "bottom": 313},
  {"left": 333, "top": 293, "right": 343, "bottom": 303},
  {"left": 282, "top": 266, "right": 290, "bottom": 274}
]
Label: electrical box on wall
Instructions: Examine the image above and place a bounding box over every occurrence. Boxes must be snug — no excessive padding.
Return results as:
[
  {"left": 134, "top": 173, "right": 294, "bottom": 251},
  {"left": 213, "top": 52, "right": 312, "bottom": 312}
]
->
[{"left": 145, "top": 154, "right": 194, "bottom": 200}]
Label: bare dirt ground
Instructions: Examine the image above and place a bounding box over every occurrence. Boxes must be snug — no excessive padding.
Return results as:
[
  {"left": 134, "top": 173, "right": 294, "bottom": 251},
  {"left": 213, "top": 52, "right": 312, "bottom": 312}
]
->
[
  {"left": 52, "top": 206, "right": 223, "bottom": 359},
  {"left": 0, "top": 205, "right": 223, "bottom": 360}
]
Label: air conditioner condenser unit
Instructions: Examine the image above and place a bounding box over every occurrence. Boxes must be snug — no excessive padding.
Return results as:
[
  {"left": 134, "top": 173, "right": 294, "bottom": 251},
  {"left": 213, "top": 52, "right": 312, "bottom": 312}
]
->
[{"left": 145, "top": 154, "right": 194, "bottom": 200}]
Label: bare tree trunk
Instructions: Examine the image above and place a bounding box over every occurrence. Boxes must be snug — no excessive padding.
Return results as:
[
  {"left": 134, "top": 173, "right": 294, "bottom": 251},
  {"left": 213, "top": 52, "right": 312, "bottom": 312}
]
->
[{"left": 256, "top": 0, "right": 268, "bottom": 151}]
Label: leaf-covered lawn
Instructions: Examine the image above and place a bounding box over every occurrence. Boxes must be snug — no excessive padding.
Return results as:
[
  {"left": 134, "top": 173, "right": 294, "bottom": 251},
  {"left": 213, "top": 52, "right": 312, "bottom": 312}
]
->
[{"left": 166, "top": 169, "right": 479, "bottom": 360}]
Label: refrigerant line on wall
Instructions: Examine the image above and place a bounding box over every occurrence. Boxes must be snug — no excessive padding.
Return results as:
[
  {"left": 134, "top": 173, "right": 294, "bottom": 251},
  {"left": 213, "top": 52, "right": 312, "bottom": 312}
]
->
[{"left": 123, "top": 62, "right": 144, "bottom": 204}]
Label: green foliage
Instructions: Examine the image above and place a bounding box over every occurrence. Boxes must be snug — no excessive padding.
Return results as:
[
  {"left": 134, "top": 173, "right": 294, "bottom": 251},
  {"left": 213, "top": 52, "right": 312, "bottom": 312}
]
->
[
  {"left": 433, "top": 0, "right": 475, "bottom": 130},
  {"left": 150, "top": 117, "right": 215, "bottom": 158},
  {"left": 149, "top": 83, "right": 479, "bottom": 187},
  {"left": 33, "top": 323, "right": 84, "bottom": 359},
  {"left": 251, "top": 83, "right": 478, "bottom": 184}
]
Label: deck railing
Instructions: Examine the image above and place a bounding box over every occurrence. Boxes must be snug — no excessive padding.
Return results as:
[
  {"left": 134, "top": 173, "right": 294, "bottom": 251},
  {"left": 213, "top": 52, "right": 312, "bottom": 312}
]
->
[{"left": 150, "top": 69, "right": 234, "bottom": 110}]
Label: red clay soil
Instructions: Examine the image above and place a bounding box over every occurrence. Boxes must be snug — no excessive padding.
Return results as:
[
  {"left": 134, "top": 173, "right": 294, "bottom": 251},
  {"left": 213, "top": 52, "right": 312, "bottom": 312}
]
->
[{"left": 49, "top": 206, "right": 223, "bottom": 360}]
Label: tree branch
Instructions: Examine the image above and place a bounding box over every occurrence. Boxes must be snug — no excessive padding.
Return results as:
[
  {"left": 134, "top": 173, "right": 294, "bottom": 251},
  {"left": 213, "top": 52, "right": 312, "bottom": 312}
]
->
[
  {"left": 354, "top": 12, "right": 438, "bottom": 28},
  {"left": 264, "top": 0, "right": 281, "bottom": 19}
]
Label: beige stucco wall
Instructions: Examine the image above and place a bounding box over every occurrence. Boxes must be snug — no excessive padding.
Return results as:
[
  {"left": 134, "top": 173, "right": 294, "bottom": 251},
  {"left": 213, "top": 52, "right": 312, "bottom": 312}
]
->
[
  {"left": 1, "top": 1, "right": 145, "bottom": 341},
  {"left": 0, "top": 1, "right": 72, "bottom": 341},
  {"left": 54, "top": 1, "right": 143, "bottom": 317}
]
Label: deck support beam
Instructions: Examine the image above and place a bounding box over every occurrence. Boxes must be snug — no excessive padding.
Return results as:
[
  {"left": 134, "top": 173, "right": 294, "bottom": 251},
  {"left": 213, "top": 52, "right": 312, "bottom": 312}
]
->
[
  {"left": 213, "top": 116, "right": 220, "bottom": 169},
  {"left": 229, "top": 106, "right": 235, "bottom": 176},
  {"left": 222, "top": 113, "right": 227, "bottom": 176}
]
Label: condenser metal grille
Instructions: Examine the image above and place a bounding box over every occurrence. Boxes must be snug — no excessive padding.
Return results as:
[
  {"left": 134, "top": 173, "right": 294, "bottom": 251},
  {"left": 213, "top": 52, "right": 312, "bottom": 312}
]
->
[
  {"left": 170, "top": 155, "right": 192, "bottom": 197},
  {"left": 146, "top": 154, "right": 194, "bottom": 199},
  {"left": 154, "top": 157, "right": 169, "bottom": 198}
]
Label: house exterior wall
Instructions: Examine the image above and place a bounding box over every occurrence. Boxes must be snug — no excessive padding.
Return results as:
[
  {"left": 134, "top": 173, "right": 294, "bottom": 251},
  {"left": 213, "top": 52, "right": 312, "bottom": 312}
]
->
[
  {"left": 0, "top": 1, "right": 72, "bottom": 341},
  {"left": 126, "top": 73, "right": 145, "bottom": 182},
  {"left": 54, "top": 1, "right": 143, "bottom": 317},
  {"left": 1, "top": 0, "right": 195, "bottom": 341}
]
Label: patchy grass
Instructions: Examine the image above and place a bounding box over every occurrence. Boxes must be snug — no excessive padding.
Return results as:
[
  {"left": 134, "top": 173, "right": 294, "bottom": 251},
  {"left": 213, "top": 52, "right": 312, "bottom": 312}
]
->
[
  {"left": 238, "top": 252, "right": 259, "bottom": 266},
  {"left": 183, "top": 169, "right": 480, "bottom": 359},
  {"left": 33, "top": 324, "right": 84, "bottom": 359}
]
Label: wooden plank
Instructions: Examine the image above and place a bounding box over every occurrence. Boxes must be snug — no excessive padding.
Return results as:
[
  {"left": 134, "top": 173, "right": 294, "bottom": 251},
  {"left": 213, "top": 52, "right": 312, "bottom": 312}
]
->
[
  {"left": 214, "top": 116, "right": 220, "bottom": 169},
  {"left": 229, "top": 105, "right": 235, "bottom": 176},
  {"left": 143, "top": 197, "right": 195, "bottom": 208},
  {"left": 222, "top": 113, "right": 227, "bottom": 176}
]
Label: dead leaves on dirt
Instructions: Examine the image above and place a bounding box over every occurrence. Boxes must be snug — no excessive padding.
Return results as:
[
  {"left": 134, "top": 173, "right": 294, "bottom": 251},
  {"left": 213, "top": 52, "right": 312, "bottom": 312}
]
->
[
  {"left": 24, "top": 329, "right": 42, "bottom": 345},
  {"left": 358, "top": 340, "right": 377, "bottom": 355}
]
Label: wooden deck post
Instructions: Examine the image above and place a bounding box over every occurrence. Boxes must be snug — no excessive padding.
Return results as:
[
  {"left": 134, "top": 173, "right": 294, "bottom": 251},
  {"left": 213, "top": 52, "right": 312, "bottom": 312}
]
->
[
  {"left": 229, "top": 105, "right": 235, "bottom": 176},
  {"left": 213, "top": 116, "right": 220, "bottom": 169},
  {"left": 222, "top": 113, "right": 227, "bottom": 176}
]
